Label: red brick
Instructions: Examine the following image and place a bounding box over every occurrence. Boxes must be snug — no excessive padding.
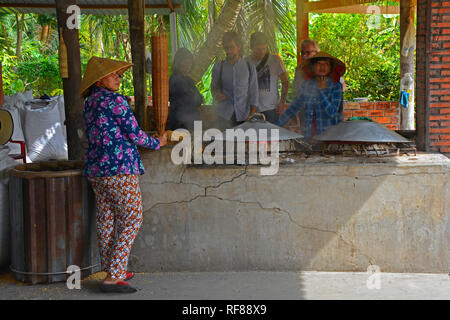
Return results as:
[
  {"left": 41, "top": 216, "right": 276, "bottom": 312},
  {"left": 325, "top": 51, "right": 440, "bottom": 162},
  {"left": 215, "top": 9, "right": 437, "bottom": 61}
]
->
[
  {"left": 432, "top": 140, "right": 450, "bottom": 146},
  {"left": 430, "top": 115, "right": 450, "bottom": 120},
  {"left": 431, "top": 89, "right": 450, "bottom": 95},
  {"left": 385, "top": 124, "right": 398, "bottom": 130},
  {"left": 441, "top": 70, "right": 450, "bottom": 76},
  {"left": 440, "top": 148, "right": 450, "bottom": 152},
  {"left": 440, "top": 95, "right": 450, "bottom": 101},
  {"left": 431, "top": 8, "right": 450, "bottom": 15},
  {"left": 442, "top": 121, "right": 450, "bottom": 126},
  {"left": 359, "top": 102, "right": 375, "bottom": 110},
  {"left": 375, "top": 102, "right": 391, "bottom": 109},
  {"left": 431, "top": 103, "right": 450, "bottom": 108},
  {"left": 343, "top": 110, "right": 352, "bottom": 118},
  {"left": 431, "top": 56, "right": 441, "bottom": 62},
  {"left": 344, "top": 102, "right": 360, "bottom": 110},
  {"left": 430, "top": 64, "right": 450, "bottom": 68},
  {"left": 440, "top": 135, "right": 450, "bottom": 140},
  {"left": 384, "top": 110, "right": 398, "bottom": 117},
  {"left": 431, "top": 128, "right": 450, "bottom": 133},
  {"left": 390, "top": 116, "right": 399, "bottom": 124},
  {"left": 369, "top": 110, "right": 383, "bottom": 117},
  {"left": 440, "top": 108, "right": 450, "bottom": 114},
  {"left": 352, "top": 110, "right": 368, "bottom": 117},
  {"left": 430, "top": 135, "right": 440, "bottom": 140},
  {"left": 431, "top": 20, "right": 450, "bottom": 26},
  {"left": 434, "top": 35, "right": 450, "bottom": 41},
  {"left": 374, "top": 117, "right": 391, "bottom": 124},
  {"left": 432, "top": 50, "right": 450, "bottom": 56}
]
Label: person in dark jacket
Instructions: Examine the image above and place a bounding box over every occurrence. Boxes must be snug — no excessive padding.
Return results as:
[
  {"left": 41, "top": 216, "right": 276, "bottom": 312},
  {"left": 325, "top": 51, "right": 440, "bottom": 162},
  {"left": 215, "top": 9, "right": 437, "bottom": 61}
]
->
[{"left": 168, "top": 48, "right": 204, "bottom": 131}]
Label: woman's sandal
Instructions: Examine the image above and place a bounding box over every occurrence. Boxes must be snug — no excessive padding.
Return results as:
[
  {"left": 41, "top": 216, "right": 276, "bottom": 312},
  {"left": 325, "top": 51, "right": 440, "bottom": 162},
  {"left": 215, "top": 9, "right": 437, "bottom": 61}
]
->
[
  {"left": 99, "top": 280, "right": 137, "bottom": 293},
  {"left": 125, "top": 271, "right": 134, "bottom": 281}
]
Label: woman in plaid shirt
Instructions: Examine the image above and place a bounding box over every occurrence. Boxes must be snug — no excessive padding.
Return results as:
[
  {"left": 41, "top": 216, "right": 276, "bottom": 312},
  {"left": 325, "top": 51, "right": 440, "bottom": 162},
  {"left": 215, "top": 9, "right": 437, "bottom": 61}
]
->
[{"left": 277, "top": 52, "right": 345, "bottom": 142}]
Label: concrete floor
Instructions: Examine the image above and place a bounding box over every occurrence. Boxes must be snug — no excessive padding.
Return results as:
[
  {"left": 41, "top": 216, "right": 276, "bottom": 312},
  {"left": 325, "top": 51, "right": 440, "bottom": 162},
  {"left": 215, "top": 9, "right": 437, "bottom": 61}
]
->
[{"left": 0, "top": 270, "right": 449, "bottom": 300}]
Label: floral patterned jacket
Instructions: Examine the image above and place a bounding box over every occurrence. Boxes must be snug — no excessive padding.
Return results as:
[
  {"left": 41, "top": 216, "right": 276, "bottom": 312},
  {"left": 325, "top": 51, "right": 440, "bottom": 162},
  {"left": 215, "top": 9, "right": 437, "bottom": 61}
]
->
[{"left": 83, "top": 86, "right": 160, "bottom": 177}]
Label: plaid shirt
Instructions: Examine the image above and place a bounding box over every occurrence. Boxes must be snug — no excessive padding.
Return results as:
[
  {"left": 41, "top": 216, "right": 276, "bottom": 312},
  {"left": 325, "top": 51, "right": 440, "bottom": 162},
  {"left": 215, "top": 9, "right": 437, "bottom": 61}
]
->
[{"left": 277, "top": 77, "right": 342, "bottom": 140}]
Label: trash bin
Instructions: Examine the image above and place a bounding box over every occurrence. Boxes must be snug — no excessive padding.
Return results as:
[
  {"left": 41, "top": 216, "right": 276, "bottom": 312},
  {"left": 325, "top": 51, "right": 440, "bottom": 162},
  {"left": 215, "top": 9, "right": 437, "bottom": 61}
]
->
[
  {"left": 0, "top": 145, "right": 17, "bottom": 269},
  {"left": 8, "top": 160, "right": 100, "bottom": 284}
]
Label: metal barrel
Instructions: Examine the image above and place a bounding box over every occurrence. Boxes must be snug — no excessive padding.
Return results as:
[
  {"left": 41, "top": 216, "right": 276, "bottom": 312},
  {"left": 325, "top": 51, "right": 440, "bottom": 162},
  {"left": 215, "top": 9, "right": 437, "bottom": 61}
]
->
[{"left": 8, "top": 160, "right": 100, "bottom": 284}]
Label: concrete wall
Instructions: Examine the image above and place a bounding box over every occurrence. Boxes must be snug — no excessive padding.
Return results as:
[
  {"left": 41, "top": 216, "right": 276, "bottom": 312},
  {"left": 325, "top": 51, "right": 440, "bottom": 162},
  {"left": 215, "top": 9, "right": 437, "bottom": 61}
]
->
[{"left": 129, "top": 147, "right": 450, "bottom": 273}]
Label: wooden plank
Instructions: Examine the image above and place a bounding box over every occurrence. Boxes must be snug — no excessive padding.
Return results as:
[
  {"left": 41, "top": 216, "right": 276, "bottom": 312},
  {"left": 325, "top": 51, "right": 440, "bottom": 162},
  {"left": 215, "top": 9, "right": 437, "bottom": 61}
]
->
[
  {"left": 45, "top": 177, "right": 67, "bottom": 283},
  {"left": 24, "top": 179, "right": 48, "bottom": 284},
  {"left": 9, "top": 175, "right": 25, "bottom": 283}
]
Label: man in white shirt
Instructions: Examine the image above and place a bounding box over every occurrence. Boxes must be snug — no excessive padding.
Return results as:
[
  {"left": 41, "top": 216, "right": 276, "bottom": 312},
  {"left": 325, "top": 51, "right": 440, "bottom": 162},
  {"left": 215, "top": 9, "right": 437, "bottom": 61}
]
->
[
  {"left": 211, "top": 31, "right": 259, "bottom": 129},
  {"left": 247, "top": 32, "right": 289, "bottom": 124}
]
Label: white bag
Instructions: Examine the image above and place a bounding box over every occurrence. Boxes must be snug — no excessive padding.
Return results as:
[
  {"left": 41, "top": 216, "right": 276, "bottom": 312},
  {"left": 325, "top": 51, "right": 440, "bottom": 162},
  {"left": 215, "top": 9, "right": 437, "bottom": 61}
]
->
[{"left": 23, "top": 102, "right": 68, "bottom": 162}]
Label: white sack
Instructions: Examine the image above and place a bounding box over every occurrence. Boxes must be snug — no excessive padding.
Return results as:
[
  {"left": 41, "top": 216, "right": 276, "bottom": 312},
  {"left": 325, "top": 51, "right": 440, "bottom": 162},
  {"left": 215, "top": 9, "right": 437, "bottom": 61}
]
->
[{"left": 23, "top": 102, "right": 68, "bottom": 162}]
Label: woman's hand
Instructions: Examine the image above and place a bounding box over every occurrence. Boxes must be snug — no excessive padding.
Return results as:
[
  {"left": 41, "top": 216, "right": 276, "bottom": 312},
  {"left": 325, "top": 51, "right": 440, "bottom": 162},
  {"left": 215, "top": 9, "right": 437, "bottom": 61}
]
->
[
  {"left": 158, "top": 132, "right": 168, "bottom": 147},
  {"left": 318, "top": 76, "right": 327, "bottom": 89}
]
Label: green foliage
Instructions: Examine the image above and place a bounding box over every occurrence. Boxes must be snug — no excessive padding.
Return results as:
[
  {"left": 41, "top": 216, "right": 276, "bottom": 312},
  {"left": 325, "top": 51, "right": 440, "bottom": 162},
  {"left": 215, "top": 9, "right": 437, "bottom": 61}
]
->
[
  {"left": 0, "top": 5, "right": 402, "bottom": 103},
  {"left": 309, "top": 13, "right": 400, "bottom": 101}
]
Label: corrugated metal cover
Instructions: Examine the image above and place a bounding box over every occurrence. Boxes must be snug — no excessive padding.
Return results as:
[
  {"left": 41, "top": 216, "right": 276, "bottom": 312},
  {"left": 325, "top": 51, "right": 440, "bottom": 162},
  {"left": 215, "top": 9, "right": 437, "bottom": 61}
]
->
[{"left": 0, "top": 0, "right": 184, "bottom": 15}]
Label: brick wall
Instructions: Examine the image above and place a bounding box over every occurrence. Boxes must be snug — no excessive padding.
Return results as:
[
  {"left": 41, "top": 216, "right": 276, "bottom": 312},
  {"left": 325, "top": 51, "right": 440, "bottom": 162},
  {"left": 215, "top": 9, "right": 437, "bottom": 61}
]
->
[
  {"left": 280, "top": 101, "right": 401, "bottom": 134},
  {"left": 417, "top": 0, "right": 450, "bottom": 155},
  {"left": 343, "top": 102, "right": 400, "bottom": 130}
]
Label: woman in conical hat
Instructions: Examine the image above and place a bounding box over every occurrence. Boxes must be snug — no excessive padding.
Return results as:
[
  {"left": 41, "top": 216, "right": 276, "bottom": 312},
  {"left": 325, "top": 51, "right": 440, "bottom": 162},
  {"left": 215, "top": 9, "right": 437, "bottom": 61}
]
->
[
  {"left": 276, "top": 52, "right": 345, "bottom": 142},
  {"left": 81, "top": 56, "right": 167, "bottom": 293}
]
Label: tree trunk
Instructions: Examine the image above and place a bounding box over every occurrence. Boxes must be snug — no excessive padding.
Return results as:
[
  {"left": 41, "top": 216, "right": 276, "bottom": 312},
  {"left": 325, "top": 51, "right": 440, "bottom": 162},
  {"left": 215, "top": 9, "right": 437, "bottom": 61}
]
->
[
  {"left": 40, "top": 25, "right": 49, "bottom": 44},
  {"left": 400, "top": 0, "right": 416, "bottom": 130},
  {"left": 15, "top": 13, "right": 24, "bottom": 61},
  {"left": 189, "top": 0, "right": 244, "bottom": 83},
  {"left": 1, "top": 21, "right": 11, "bottom": 55}
]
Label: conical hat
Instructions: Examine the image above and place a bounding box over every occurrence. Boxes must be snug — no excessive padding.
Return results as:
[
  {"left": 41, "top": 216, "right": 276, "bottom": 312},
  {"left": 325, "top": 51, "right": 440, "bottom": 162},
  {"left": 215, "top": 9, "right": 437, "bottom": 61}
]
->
[
  {"left": 0, "top": 109, "right": 14, "bottom": 145},
  {"left": 302, "top": 52, "right": 346, "bottom": 80},
  {"left": 80, "top": 56, "right": 132, "bottom": 98}
]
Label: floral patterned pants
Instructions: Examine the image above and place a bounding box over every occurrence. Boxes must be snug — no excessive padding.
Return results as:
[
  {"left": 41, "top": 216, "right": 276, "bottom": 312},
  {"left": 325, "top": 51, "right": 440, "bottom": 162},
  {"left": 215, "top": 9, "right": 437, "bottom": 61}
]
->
[{"left": 88, "top": 174, "right": 144, "bottom": 280}]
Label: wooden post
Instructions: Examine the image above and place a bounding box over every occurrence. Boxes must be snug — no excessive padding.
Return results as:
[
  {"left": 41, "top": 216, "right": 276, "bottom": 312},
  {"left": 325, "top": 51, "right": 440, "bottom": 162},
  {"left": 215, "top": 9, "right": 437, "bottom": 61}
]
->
[
  {"left": 55, "top": 0, "right": 84, "bottom": 160},
  {"left": 0, "top": 61, "right": 4, "bottom": 107},
  {"left": 128, "top": 0, "right": 148, "bottom": 130},
  {"left": 296, "top": 0, "right": 309, "bottom": 64},
  {"left": 400, "top": 0, "right": 416, "bottom": 130}
]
